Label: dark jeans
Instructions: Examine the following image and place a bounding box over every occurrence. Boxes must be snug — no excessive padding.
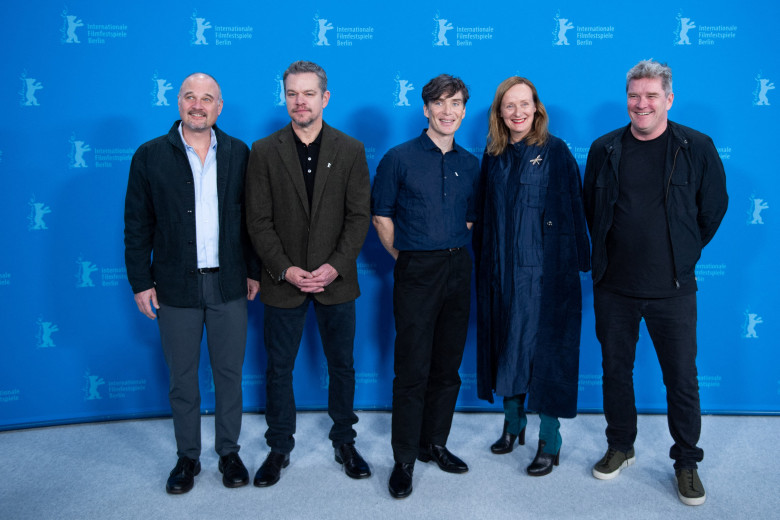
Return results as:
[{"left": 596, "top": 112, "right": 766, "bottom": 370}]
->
[
  {"left": 157, "top": 272, "right": 247, "bottom": 459},
  {"left": 263, "top": 298, "right": 358, "bottom": 454},
  {"left": 392, "top": 248, "right": 471, "bottom": 463},
  {"left": 594, "top": 287, "right": 704, "bottom": 469}
]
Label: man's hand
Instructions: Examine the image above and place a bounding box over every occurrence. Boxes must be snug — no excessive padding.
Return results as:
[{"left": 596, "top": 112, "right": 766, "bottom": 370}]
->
[
  {"left": 303, "top": 263, "right": 339, "bottom": 289},
  {"left": 247, "top": 278, "right": 260, "bottom": 300},
  {"left": 134, "top": 288, "right": 159, "bottom": 320},
  {"left": 284, "top": 266, "right": 323, "bottom": 293}
]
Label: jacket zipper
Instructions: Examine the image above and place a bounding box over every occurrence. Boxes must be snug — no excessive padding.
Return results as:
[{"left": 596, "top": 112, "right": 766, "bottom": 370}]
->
[{"left": 666, "top": 144, "right": 682, "bottom": 289}]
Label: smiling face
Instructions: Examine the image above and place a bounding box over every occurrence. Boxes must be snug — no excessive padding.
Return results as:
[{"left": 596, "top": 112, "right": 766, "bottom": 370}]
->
[
  {"left": 285, "top": 72, "right": 330, "bottom": 129},
  {"left": 423, "top": 91, "right": 466, "bottom": 141},
  {"left": 178, "top": 75, "right": 223, "bottom": 134},
  {"left": 627, "top": 77, "right": 674, "bottom": 141},
  {"left": 500, "top": 83, "right": 537, "bottom": 143}
]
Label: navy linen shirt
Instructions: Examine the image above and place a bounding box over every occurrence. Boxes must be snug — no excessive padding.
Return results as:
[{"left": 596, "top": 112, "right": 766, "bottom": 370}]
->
[{"left": 371, "top": 130, "right": 480, "bottom": 251}]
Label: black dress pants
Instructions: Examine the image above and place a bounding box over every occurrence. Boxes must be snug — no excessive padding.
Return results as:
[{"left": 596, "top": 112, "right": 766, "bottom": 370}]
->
[{"left": 391, "top": 248, "right": 471, "bottom": 463}]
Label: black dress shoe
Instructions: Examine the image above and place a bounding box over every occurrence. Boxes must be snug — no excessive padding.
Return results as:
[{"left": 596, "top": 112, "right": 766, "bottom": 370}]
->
[
  {"left": 166, "top": 456, "right": 201, "bottom": 494},
  {"left": 417, "top": 444, "right": 469, "bottom": 474},
  {"left": 218, "top": 452, "right": 249, "bottom": 488},
  {"left": 253, "top": 451, "right": 290, "bottom": 487},
  {"left": 335, "top": 443, "right": 371, "bottom": 479},
  {"left": 527, "top": 440, "right": 560, "bottom": 477},
  {"left": 491, "top": 421, "right": 526, "bottom": 454},
  {"left": 388, "top": 462, "right": 414, "bottom": 499}
]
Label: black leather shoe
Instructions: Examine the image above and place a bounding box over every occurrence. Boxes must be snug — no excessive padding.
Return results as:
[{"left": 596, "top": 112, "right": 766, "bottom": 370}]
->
[
  {"left": 526, "top": 440, "right": 560, "bottom": 477},
  {"left": 388, "top": 462, "right": 414, "bottom": 499},
  {"left": 218, "top": 452, "right": 249, "bottom": 488},
  {"left": 417, "top": 444, "right": 468, "bottom": 474},
  {"left": 491, "top": 421, "right": 526, "bottom": 454},
  {"left": 253, "top": 452, "right": 290, "bottom": 487},
  {"left": 335, "top": 443, "right": 371, "bottom": 479},
  {"left": 166, "top": 456, "right": 201, "bottom": 494}
]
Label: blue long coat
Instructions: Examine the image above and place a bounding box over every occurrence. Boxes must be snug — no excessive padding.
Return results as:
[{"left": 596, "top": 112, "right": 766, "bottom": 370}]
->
[{"left": 474, "top": 135, "right": 590, "bottom": 418}]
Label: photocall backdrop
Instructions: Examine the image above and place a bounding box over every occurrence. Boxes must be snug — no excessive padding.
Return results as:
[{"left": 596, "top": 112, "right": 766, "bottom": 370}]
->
[{"left": 1, "top": 1, "right": 778, "bottom": 430}]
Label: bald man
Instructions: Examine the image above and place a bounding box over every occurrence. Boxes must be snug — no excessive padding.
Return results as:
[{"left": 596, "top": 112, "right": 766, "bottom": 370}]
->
[{"left": 125, "top": 72, "right": 261, "bottom": 494}]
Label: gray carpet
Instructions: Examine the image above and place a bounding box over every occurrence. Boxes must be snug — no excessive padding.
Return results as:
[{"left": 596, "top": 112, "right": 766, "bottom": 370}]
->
[{"left": 1, "top": 412, "right": 777, "bottom": 519}]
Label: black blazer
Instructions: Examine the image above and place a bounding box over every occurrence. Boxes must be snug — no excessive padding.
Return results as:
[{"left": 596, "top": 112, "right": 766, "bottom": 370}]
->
[{"left": 124, "top": 121, "right": 260, "bottom": 307}]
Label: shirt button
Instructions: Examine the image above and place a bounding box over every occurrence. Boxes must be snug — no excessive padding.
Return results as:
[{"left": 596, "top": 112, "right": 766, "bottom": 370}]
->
[
  {"left": 308, "top": 157, "right": 312, "bottom": 161},
  {"left": 307, "top": 169, "right": 312, "bottom": 173},
  {"left": 546, "top": 221, "right": 553, "bottom": 226}
]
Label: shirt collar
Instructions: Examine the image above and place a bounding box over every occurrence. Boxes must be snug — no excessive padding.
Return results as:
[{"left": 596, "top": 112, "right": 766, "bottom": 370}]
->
[
  {"left": 418, "top": 128, "right": 460, "bottom": 153},
  {"left": 178, "top": 122, "right": 217, "bottom": 151},
  {"left": 291, "top": 124, "right": 323, "bottom": 147}
]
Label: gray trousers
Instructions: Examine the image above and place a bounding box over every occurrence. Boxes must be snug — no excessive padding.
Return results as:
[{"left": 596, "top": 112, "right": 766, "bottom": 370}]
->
[{"left": 157, "top": 272, "right": 247, "bottom": 459}]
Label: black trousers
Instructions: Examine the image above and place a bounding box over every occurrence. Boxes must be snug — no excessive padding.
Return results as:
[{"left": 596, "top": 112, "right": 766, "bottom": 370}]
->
[
  {"left": 391, "top": 248, "right": 471, "bottom": 463},
  {"left": 263, "top": 297, "right": 358, "bottom": 454},
  {"left": 157, "top": 272, "right": 247, "bottom": 460},
  {"left": 594, "top": 287, "right": 704, "bottom": 469}
]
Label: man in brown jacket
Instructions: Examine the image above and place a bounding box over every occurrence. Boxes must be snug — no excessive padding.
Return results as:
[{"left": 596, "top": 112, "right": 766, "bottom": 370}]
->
[{"left": 245, "top": 60, "right": 371, "bottom": 487}]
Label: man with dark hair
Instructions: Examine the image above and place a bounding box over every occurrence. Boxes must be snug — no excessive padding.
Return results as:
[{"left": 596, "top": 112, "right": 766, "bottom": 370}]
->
[
  {"left": 372, "top": 74, "right": 480, "bottom": 498},
  {"left": 125, "top": 72, "right": 260, "bottom": 494},
  {"left": 584, "top": 59, "right": 728, "bottom": 506},
  {"left": 245, "top": 60, "right": 372, "bottom": 487}
]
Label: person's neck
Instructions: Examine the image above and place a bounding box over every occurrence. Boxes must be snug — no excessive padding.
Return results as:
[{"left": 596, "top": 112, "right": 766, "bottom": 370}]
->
[
  {"left": 292, "top": 120, "right": 323, "bottom": 145},
  {"left": 426, "top": 129, "right": 455, "bottom": 153},
  {"left": 181, "top": 125, "right": 212, "bottom": 150}
]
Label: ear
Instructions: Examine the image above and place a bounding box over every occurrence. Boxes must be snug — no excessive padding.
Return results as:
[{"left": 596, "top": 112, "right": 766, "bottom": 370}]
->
[
  {"left": 322, "top": 90, "right": 331, "bottom": 109},
  {"left": 666, "top": 92, "right": 674, "bottom": 111},
  {"left": 423, "top": 103, "right": 430, "bottom": 120}
]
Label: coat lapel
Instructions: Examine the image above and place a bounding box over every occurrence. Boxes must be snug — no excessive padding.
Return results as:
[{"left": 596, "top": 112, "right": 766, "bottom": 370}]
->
[
  {"left": 311, "top": 122, "right": 338, "bottom": 219},
  {"left": 277, "top": 126, "right": 310, "bottom": 219}
]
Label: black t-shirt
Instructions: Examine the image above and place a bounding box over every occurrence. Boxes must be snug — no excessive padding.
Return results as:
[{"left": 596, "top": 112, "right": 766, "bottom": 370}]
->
[{"left": 599, "top": 127, "right": 694, "bottom": 298}]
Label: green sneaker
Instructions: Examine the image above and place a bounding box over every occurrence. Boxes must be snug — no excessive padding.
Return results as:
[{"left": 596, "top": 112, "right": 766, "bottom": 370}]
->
[
  {"left": 675, "top": 468, "right": 706, "bottom": 506},
  {"left": 592, "top": 447, "right": 635, "bottom": 480}
]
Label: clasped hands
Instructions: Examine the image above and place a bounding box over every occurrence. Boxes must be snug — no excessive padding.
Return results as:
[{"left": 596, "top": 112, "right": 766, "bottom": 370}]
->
[{"left": 285, "top": 263, "right": 338, "bottom": 293}]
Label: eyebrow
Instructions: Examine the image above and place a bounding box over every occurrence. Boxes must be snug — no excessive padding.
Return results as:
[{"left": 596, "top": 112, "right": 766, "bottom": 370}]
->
[{"left": 182, "top": 91, "right": 215, "bottom": 98}]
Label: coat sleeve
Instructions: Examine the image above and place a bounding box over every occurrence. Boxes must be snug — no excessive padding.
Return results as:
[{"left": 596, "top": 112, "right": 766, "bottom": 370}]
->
[
  {"left": 325, "top": 143, "right": 371, "bottom": 276},
  {"left": 696, "top": 136, "right": 728, "bottom": 248},
  {"left": 566, "top": 147, "right": 591, "bottom": 273},
  {"left": 582, "top": 144, "right": 600, "bottom": 234},
  {"left": 124, "top": 146, "right": 156, "bottom": 294},
  {"left": 245, "top": 141, "right": 292, "bottom": 283}
]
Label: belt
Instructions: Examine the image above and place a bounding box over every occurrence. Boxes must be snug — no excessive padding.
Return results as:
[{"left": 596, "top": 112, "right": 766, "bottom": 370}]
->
[
  {"left": 402, "top": 247, "right": 462, "bottom": 255},
  {"left": 197, "top": 267, "right": 219, "bottom": 274}
]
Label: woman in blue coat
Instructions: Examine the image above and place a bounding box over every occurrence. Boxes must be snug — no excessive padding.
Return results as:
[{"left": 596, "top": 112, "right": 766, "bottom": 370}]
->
[{"left": 474, "top": 77, "right": 590, "bottom": 476}]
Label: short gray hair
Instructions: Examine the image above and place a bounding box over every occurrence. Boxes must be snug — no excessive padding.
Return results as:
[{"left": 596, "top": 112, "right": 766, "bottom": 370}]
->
[
  {"left": 283, "top": 61, "right": 328, "bottom": 93},
  {"left": 626, "top": 59, "right": 673, "bottom": 96}
]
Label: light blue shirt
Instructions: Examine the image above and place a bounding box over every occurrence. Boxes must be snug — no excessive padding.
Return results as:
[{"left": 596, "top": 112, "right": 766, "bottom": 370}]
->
[{"left": 179, "top": 123, "right": 219, "bottom": 268}]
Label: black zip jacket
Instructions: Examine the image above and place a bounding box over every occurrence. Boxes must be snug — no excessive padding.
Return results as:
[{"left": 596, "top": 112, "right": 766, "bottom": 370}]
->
[{"left": 583, "top": 121, "right": 728, "bottom": 289}]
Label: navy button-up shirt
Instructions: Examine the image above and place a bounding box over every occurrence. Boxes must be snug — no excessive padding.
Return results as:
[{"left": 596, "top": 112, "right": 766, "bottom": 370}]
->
[{"left": 371, "top": 130, "right": 480, "bottom": 251}]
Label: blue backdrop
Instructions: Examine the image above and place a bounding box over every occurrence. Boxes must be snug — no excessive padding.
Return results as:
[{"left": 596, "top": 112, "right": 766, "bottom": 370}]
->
[{"left": 2, "top": 1, "right": 778, "bottom": 430}]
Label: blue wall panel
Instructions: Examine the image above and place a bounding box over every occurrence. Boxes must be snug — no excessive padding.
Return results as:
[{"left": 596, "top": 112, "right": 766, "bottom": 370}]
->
[{"left": 1, "top": 1, "right": 778, "bottom": 429}]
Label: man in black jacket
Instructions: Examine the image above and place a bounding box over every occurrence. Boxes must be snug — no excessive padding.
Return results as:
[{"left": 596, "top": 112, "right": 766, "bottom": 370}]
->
[
  {"left": 124, "top": 73, "right": 260, "bottom": 494},
  {"left": 583, "top": 60, "right": 727, "bottom": 506}
]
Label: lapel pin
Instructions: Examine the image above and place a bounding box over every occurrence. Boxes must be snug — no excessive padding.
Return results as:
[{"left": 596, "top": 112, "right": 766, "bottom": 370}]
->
[
  {"left": 530, "top": 155, "right": 543, "bottom": 165},
  {"left": 327, "top": 162, "right": 331, "bottom": 168}
]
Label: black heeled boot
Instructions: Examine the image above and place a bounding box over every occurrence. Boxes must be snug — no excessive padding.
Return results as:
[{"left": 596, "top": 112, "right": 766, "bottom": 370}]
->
[
  {"left": 490, "top": 421, "right": 526, "bottom": 454},
  {"left": 526, "top": 440, "right": 560, "bottom": 477}
]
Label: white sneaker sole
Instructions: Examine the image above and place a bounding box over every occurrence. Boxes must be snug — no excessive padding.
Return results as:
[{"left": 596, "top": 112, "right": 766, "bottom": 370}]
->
[
  {"left": 676, "top": 477, "right": 706, "bottom": 506},
  {"left": 592, "top": 455, "right": 635, "bottom": 480}
]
